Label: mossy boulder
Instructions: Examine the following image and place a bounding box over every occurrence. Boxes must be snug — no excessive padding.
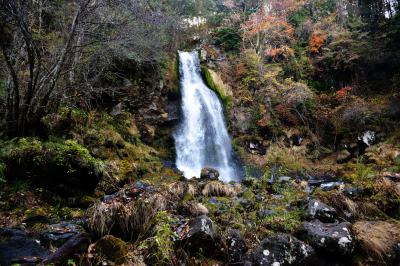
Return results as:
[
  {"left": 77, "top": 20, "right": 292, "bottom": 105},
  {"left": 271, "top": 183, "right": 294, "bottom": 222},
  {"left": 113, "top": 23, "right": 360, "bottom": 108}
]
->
[
  {"left": 0, "top": 138, "right": 104, "bottom": 197},
  {"left": 93, "top": 235, "right": 128, "bottom": 264}
]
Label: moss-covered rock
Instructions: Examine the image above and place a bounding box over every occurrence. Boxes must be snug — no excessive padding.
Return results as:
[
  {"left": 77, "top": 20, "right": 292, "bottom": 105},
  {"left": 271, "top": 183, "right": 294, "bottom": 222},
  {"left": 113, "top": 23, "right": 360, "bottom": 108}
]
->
[
  {"left": 201, "top": 66, "right": 232, "bottom": 107},
  {"left": 93, "top": 235, "right": 128, "bottom": 264},
  {"left": 0, "top": 138, "right": 104, "bottom": 197}
]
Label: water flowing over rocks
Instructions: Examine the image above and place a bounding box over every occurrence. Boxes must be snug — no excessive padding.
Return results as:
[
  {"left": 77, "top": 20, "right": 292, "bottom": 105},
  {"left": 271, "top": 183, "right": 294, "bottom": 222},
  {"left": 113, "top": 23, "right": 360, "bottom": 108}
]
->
[{"left": 174, "top": 51, "right": 239, "bottom": 182}]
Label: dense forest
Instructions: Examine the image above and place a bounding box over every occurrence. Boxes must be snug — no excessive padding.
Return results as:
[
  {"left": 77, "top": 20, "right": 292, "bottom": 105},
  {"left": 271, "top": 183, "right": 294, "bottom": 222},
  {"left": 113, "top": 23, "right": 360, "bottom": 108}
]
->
[{"left": 1, "top": 0, "right": 400, "bottom": 265}]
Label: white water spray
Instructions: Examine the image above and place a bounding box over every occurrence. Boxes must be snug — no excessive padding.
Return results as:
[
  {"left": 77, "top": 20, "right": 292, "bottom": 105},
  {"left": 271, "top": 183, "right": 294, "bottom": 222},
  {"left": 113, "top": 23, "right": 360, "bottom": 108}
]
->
[{"left": 174, "top": 51, "right": 239, "bottom": 182}]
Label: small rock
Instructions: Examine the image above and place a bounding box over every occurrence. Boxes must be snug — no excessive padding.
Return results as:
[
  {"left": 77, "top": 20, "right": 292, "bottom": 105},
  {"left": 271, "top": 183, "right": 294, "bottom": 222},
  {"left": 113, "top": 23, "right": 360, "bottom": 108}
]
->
[
  {"left": 343, "top": 186, "right": 364, "bottom": 197},
  {"left": 291, "top": 135, "right": 303, "bottom": 146},
  {"left": 305, "top": 199, "right": 337, "bottom": 223},
  {"left": 247, "top": 141, "right": 266, "bottom": 155},
  {"left": 39, "top": 222, "right": 85, "bottom": 248},
  {"left": 200, "top": 168, "right": 220, "bottom": 180},
  {"left": 360, "top": 130, "right": 376, "bottom": 146},
  {"left": 298, "top": 220, "right": 354, "bottom": 256},
  {"left": 252, "top": 233, "right": 315, "bottom": 265},
  {"left": 320, "top": 181, "right": 344, "bottom": 191},
  {"left": 111, "top": 103, "right": 123, "bottom": 116}
]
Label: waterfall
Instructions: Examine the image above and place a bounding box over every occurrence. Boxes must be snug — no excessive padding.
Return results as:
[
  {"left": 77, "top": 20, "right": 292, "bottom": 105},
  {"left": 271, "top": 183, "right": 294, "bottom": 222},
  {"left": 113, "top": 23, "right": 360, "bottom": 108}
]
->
[{"left": 174, "top": 51, "right": 239, "bottom": 182}]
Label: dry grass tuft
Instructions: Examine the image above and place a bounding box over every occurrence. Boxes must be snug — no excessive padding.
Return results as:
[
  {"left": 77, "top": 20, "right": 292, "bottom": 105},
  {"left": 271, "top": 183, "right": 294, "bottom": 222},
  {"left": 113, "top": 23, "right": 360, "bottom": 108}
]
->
[
  {"left": 168, "top": 181, "right": 196, "bottom": 198},
  {"left": 187, "top": 202, "right": 209, "bottom": 216},
  {"left": 202, "top": 181, "right": 237, "bottom": 197},
  {"left": 322, "top": 191, "right": 359, "bottom": 218},
  {"left": 87, "top": 192, "right": 166, "bottom": 240},
  {"left": 353, "top": 220, "right": 400, "bottom": 261}
]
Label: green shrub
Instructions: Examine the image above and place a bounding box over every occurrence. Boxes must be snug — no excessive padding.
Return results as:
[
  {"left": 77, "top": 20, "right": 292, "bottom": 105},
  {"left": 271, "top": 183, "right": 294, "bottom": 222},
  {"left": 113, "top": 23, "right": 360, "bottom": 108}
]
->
[
  {"left": 0, "top": 138, "right": 105, "bottom": 196},
  {"left": 214, "top": 27, "right": 241, "bottom": 53}
]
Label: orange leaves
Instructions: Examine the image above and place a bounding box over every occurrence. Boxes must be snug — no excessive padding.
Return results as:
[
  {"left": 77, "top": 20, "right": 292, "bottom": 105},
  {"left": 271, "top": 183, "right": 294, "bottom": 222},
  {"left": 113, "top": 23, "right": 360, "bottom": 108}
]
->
[
  {"left": 235, "top": 62, "right": 246, "bottom": 77},
  {"left": 336, "top": 86, "right": 352, "bottom": 100},
  {"left": 309, "top": 31, "right": 327, "bottom": 54},
  {"left": 266, "top": 45, "right": 294, "bottom": 61}
]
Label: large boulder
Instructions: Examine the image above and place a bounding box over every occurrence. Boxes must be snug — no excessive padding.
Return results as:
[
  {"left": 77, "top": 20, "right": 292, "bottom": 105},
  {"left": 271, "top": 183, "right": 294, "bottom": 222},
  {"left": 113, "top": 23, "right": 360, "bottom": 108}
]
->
[
  {"left": 42, "top": 233, "right": 90, "bottom": 265},
  {"left": 0, "top": 228, "right": 50, "bottom": 266},
  {"left": 226, "top": 229, "right": 248, "bottom": 264},
  {"left": 297, "top": 220, "right": 354, "bottom": 257},
  {"left": 305, "top": 199, "right": 337, "bottom": 223},
  {"left": 176, "top": 215, "right": 223, "bottom": 258},
  {"left": 252, "top": 233, "right": 315, "bottom": 265}
]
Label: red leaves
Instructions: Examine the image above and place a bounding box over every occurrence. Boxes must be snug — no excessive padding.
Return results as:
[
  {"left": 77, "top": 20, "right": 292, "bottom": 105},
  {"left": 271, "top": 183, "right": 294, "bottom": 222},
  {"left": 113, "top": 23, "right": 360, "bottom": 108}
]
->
[{"left": 336, "top": 86, "right": 352, "bottom": 100}]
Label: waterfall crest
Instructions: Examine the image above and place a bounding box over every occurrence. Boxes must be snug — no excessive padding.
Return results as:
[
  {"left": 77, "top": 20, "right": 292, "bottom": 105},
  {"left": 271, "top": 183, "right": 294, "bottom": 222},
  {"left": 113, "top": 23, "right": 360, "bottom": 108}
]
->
[{"left": 174, "top": 51, "right": 239, "bottom": 182}]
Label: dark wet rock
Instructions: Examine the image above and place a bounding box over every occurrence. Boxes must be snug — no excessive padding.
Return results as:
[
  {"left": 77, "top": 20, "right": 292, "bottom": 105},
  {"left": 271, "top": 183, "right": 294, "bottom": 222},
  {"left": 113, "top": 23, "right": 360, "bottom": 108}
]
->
[
  {"left": 176, "top": 215, "right": 223, "bottom": 258},
  {"left": 22, "top": 215, "right": 50, "bottom": 225},
  {"left": 320, "top": 181, "right": 344, "bottom": 191},
  {"left": 343, "top": 186, "right": 364, "bottom": 198},
  {"left": 42, "top": 233, "right": 90, "bottom": 265},
  {"left": 247, "top": 141, "right": 266, "bottom": 155},
  {"left": 39, "top": 222, "right": 85, "bottom": 248},
  {"left": 111, "top": 102, "right": 123, "bottom": 116},
  {"left": 291, "top": 135, "right": 303, "bottom": 146},
  {"left": 307, "top": 172, "right": 337, "bottom": 187},
  {"left": 297, "top": 220, "right": 354, "bottom": 257},
  {"left": 92, "top": 235, "right": 128, "bottom": 264},
  {"left": 0, "top": 228, "right": 50, "bottom": 266},
  {"left": 200, "top": 168, "right": 220, "bottom": 180},
  {"left": 166, "top": 100, "right": 181, "bottom": 125},
  {"left": 305, "top": 199, "right": 337, "bottom": 223},
  {"left": 252, "top": 233, "right": 315, "bottom": 265},
  {"left": 226, "top": 229, "right": 248, "bottom": 264},
  {"left": 360, "top": 130, "right": 376, "bottom": 146}
]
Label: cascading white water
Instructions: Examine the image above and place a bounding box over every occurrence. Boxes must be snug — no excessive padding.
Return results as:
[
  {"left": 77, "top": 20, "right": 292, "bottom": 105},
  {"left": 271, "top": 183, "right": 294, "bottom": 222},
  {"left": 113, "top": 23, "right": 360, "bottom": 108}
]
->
[{"left": 174, "top": 51, "right": 239, "bottom": 182}]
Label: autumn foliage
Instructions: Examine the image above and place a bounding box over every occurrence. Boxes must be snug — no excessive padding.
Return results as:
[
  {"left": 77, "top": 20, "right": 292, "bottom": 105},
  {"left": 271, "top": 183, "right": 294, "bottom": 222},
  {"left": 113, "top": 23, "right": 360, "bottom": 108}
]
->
[
  {"left": 241, "top": 0, "right": 303, "bottom": 58},
  {"left": 309, "top": 31, "right": 327, "bottom": 54}
]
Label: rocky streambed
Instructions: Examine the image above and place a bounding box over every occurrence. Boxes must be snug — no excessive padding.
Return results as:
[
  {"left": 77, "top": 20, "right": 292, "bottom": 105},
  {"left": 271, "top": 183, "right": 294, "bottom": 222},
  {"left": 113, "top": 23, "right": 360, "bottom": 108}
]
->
[{"left": 1, "top": 168, "right": 400, "bottom": 265}]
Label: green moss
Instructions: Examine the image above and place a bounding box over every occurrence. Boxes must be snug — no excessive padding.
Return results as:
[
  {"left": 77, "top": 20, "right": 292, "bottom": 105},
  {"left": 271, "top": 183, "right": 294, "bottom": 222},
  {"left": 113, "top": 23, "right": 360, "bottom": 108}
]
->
[
  {"left": 200, "top": 66, "right": 231, "bottom": 107},
  {"left": 260, "top": 207, "right": 303, "bottom": 233},
  {"left": 0, "top": 138, "right": 105, "bottom": 198},
  {"left": 0, "top": 161, "right": 5, "bottom": 184},
  {"left": 94, "top": 235, "right": 128, "bottom": 264}
]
